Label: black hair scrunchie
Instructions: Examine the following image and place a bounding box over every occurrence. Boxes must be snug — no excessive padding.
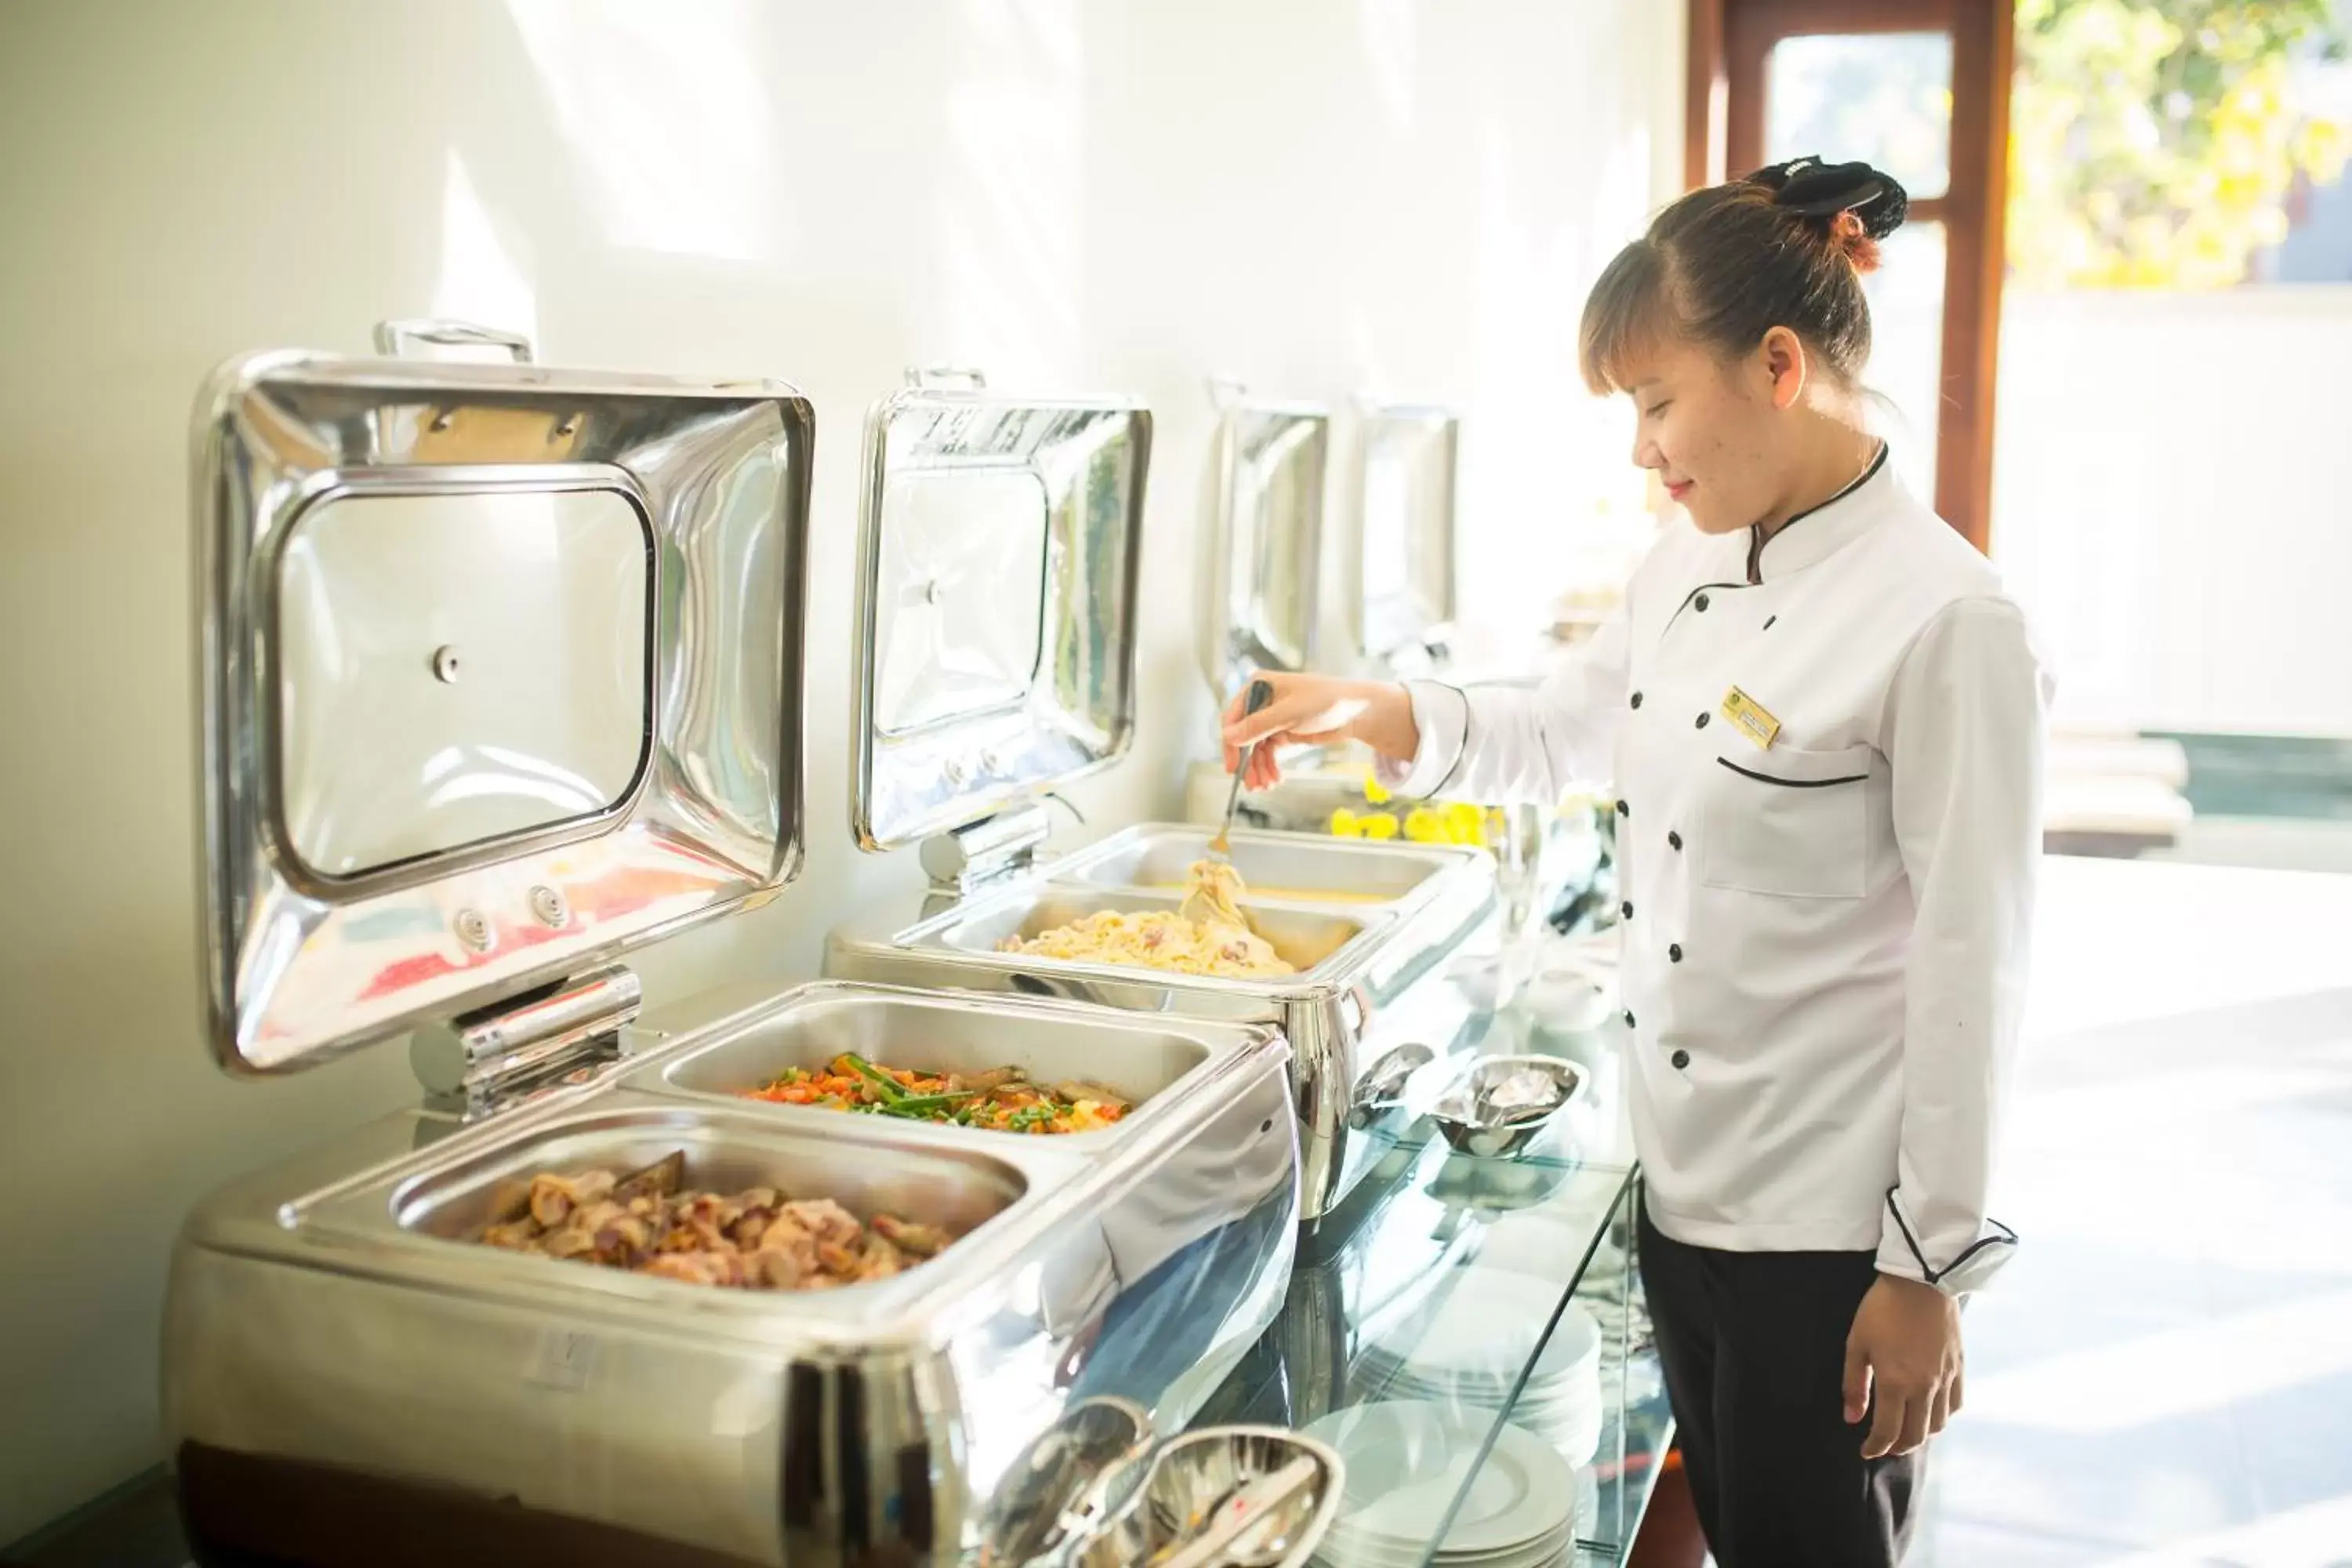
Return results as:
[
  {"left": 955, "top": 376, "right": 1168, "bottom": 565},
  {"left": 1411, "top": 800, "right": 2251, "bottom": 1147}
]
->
[{"left": 1746, "top": 155, "right": 1909, "bottom": 241}]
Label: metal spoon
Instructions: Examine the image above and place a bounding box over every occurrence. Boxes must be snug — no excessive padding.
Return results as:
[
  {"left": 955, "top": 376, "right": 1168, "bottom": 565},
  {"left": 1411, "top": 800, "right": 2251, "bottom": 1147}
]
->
[{"left": 1210, "top": 679, "right": 1276, "bottom": 860}]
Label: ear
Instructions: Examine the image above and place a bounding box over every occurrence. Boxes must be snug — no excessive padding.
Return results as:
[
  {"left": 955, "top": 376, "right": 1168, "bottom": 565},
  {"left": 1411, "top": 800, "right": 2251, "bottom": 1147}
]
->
[{"left": 1761, "top": 326, "right": 1808, "bottom": 411}]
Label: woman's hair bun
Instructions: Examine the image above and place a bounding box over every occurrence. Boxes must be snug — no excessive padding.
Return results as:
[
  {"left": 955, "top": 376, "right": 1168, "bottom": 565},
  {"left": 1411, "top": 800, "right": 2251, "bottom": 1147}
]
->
[{"left": 1746, "top": 155, "right": 1909, "bottom": 241}]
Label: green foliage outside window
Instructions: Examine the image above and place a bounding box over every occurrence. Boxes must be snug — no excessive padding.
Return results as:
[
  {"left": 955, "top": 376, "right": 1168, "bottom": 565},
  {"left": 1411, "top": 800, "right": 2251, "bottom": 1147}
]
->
[{"left": 2011, "top": 0, "right": 2350, "bottom": 287}]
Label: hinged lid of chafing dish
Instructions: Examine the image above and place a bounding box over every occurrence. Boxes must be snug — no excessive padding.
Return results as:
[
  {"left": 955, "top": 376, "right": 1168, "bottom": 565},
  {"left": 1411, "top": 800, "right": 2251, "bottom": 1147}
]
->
[
  {"left": 849, "top": 366, "right": 1152, "bottom": 858},
  {"left": 194, "top": 318, "right": 814, "bottom": 1082},
  {"left": 1346, "top": 399, "right": 1459, "bottom": 671},
  {"left": 1197, "top": 379, "right": 1330, "bottom": 702}
]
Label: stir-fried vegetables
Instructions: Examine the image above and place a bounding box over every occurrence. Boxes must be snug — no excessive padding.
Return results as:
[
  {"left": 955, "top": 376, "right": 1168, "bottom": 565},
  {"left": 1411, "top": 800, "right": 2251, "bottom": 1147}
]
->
[{"left": 742, "top": 1053, "right": 1132, "bottom": 1135}]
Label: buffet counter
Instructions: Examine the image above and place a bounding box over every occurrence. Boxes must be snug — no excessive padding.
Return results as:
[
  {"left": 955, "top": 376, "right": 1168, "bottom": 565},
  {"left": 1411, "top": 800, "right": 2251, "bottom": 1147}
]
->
[
  {"left": 1185, "top": 999, "right": 1668, "bottom": 1568},
  {"left": 9, "top": 1005, "right": 1665, "bottom": 1568}
]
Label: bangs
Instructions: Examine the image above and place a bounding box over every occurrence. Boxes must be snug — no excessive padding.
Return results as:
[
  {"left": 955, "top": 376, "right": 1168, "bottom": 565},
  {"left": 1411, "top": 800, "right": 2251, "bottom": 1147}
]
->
[{"left": 1577, "top": 240, "right": 1671, "bottom": 396}]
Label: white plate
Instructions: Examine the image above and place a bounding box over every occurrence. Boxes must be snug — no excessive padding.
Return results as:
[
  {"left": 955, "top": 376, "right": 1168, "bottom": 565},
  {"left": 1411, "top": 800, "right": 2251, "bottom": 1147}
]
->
[
  {"left": 1359, "top": 1384, "right": 1602, "bottom": 1443},
  {"left": 1370, "top": 1272, "right": 1602, "bottom": 1386},
  {"left": 1367, "top": 1364, "right": 1601, "bottom": 1397},
  {"left": 1323, "top": 1375, "right": 1603, "bottom": 1479},
  {"left": 1304, "top": 1401, "right": 1577, "bottom": 1557},
  {"left": 1317, "top": 1516, "right": 1575, "bottom": 1567},
  {"left": 1352, "top": 1375, "right": 1602, "bottom": 1432}
]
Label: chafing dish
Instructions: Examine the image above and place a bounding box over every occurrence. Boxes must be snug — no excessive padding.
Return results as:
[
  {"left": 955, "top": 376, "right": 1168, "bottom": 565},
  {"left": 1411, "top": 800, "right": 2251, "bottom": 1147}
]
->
[
  {"left": 830, "top": 824, "right": 1498, "bottom": 1225},
  {"left": 165, "top": 328, "right": 1301, "bottom": 1567},
  {"left": 826, "top": 370, "right": 1501, "bottom": 1229},
  {"left": 1181, "top": 394, "right": 1465, "bottom": 855},
  {"left": 1197, "top": 380, "right": 1330, "bottom": 703},
  {"left": 1341, "top": 399, "right": 1460, "bottom": 676},
  {"left": 171, "top": 993, "right": 1298, "bottom": 1568}
]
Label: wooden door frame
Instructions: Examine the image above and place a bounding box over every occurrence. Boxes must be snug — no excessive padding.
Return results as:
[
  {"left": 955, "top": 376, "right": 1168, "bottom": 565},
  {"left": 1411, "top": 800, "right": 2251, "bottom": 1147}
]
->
[{"left": 1685, "top": 0, "right": 2013, "bottom": 554}]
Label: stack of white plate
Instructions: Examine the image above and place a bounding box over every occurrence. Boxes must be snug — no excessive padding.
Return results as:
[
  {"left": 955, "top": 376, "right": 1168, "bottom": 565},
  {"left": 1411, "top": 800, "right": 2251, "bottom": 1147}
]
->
[
  {"left": 1476, "top": 1212, "right": 1646, "bottom": 1389},
  {"left": 1359, "top": 1269, "right": 1606, "bottom": 1468},
  {"left": 1303, "top": 1401, "right": 1578, "bottom": 1567}
]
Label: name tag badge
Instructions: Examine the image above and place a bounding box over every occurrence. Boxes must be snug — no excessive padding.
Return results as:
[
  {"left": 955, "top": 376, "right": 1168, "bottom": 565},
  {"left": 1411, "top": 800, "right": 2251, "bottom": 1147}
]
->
[{"left": 1721, "top": 687, "right": 1781, "bottom": 750}]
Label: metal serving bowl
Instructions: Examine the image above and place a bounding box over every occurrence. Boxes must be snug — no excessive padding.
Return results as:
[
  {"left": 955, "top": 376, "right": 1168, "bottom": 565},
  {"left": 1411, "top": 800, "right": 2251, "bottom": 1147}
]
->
[
  {"left": 1078, "top": 1426, "right": 1344, "bottom": 1568},
  {"left": 975, "top": 1396, "right": 1156, "bottom": 1566},
  {"left": 1428, "top": 1054, "right": 1584, "bottom": 1160}
]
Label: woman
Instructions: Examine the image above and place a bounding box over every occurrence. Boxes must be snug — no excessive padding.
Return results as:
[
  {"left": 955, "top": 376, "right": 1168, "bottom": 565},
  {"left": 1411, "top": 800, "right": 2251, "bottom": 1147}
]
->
[{"left": 1223, "top": 158, "right": 2049, "bottom": 1567}]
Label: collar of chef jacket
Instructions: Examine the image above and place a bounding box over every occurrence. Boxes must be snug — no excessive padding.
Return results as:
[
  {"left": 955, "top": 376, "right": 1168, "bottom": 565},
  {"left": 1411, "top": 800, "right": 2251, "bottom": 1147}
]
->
[{"left": 1735, "top": 443, "right": 1893, "bottom": 584}]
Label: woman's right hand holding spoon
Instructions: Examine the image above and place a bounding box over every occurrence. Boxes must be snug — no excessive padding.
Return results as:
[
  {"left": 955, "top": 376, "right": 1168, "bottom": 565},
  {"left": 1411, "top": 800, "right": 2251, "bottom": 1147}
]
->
[{"left": 1218, "top": 674, "right": 1421, "bottom": 791}]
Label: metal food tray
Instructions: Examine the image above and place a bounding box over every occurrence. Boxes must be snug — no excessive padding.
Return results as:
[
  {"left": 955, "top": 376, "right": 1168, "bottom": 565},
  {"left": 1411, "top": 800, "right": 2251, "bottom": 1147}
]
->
[
  {"left": 826, "top": 823, "right": 1501, "bottom": 1225},
  {"left": 169, "top": 982, "right": 1301, "bottom": 1567}
]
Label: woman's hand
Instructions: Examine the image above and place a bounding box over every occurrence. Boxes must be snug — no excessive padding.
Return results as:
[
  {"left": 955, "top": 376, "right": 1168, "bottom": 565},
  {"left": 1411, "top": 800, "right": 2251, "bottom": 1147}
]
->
[
  {"left": 1220, "top": 673, "right": 1419, "bottom": 791},
  {"left": 1844, "top": 1274, "right": 1964, "bottom": 1459}
]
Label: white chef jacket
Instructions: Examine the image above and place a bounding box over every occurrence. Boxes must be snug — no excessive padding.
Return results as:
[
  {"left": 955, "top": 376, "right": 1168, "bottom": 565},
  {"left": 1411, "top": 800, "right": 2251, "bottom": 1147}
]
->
[{"left": 1383, "top": 454, "right": 2049, "bottom": 1294}]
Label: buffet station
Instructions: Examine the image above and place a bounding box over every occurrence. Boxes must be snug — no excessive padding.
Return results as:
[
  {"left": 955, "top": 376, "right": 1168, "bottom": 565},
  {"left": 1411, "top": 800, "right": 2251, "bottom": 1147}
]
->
[
  {"left": 820, "top": 368, "right": 1505, "bottom": 1229},
  {"left": 143, "top": 328, "right": 1668, "bottom": 1568}
]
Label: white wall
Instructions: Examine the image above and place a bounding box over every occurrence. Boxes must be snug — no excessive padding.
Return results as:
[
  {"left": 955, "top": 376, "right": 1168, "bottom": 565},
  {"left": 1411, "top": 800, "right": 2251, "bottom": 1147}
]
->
[
  {"left": 1991, "top": 287, "right": 2352, "bottom": 736},
  {"left": 0, "top": 0, "right": 1679, "bottom": 1539}
]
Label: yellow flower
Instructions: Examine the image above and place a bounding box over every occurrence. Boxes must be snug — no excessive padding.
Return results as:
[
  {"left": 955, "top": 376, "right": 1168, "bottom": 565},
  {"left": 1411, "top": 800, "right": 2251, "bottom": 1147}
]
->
[
  {"left": 1363, "top": 770, "right": 1392, "bottom": 807},
  {"left": 1403, "top": 807, "right": 1444, "bottom": 844},
  {"left": 1361, "top": 813, "right": 1400, "bottom": 841},
  {"left": 1328, "top": 808, "right": 1363, "bottom": 839}
]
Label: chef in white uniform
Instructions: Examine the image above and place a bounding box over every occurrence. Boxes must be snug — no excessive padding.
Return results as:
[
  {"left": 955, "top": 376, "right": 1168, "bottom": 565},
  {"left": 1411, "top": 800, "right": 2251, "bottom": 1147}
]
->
[{"left": 1224, "top": 157, "right": 2049, "bottom": 1567}]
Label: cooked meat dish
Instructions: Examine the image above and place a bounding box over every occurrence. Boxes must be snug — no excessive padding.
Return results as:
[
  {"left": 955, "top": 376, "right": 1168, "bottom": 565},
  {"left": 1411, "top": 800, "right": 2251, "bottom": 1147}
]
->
[{"left": 474, "top": 1151, "right": 953, "bottom": 1290}]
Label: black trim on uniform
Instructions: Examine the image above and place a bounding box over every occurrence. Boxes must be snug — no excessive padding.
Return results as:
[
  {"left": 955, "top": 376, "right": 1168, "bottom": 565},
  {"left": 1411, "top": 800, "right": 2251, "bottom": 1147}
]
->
[
  {"left": 1745, "top": 441, "right": 1890, "bottom": 585},
  {"left": 1885, "top": 1185, "right": 2020, "bottom": 1289},
  {"left": 1664, "top": 580, "right": 1751, "bottom": 637},
  {"left": 1424, "top": 683, "right": 1473, "bottom": 797},
  {"left": 1715, "top": 757, "right": 1868, "bottom": 789}
]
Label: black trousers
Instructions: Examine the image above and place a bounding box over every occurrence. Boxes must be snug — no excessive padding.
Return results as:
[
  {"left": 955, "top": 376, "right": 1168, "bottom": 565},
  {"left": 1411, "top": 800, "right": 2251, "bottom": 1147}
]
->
[{"left": 1638, "top": 1200, "right": 1924, "bottom": 1567}]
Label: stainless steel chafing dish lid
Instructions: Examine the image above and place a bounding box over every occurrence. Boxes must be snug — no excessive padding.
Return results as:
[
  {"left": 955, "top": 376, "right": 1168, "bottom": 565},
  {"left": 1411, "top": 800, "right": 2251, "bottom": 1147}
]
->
[
  {"left": 851, "top": 367, "right": 1152, "bottom": 852},
  {"left": 1346, "top": 400, "right": 1459, "bottom": 669},
  {"left": 1198, "top": 379, "right": 1330, "bottom": 700},
  {"left": 194, "top": 319, "right": 815, "bottom": 1075}
]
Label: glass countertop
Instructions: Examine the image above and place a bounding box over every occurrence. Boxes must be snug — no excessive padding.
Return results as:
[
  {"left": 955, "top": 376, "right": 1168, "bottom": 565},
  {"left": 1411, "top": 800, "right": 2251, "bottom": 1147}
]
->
[{"left": 1190, "top": 1016, "right": 1669, "bottom": 1568}]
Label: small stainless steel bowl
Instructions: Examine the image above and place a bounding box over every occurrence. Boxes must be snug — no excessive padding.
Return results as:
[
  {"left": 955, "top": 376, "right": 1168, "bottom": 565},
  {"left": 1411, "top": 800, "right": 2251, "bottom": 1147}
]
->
[
  {"left": 1078, "top": 1426, "right": 1344, "bottom": 1568},
  {"left": 975, "top": 1396, "right": 1156, "bottom": 1565},
  {"left": 1428, "top": 1054, "right": 1584, "bottom": 1160}
]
